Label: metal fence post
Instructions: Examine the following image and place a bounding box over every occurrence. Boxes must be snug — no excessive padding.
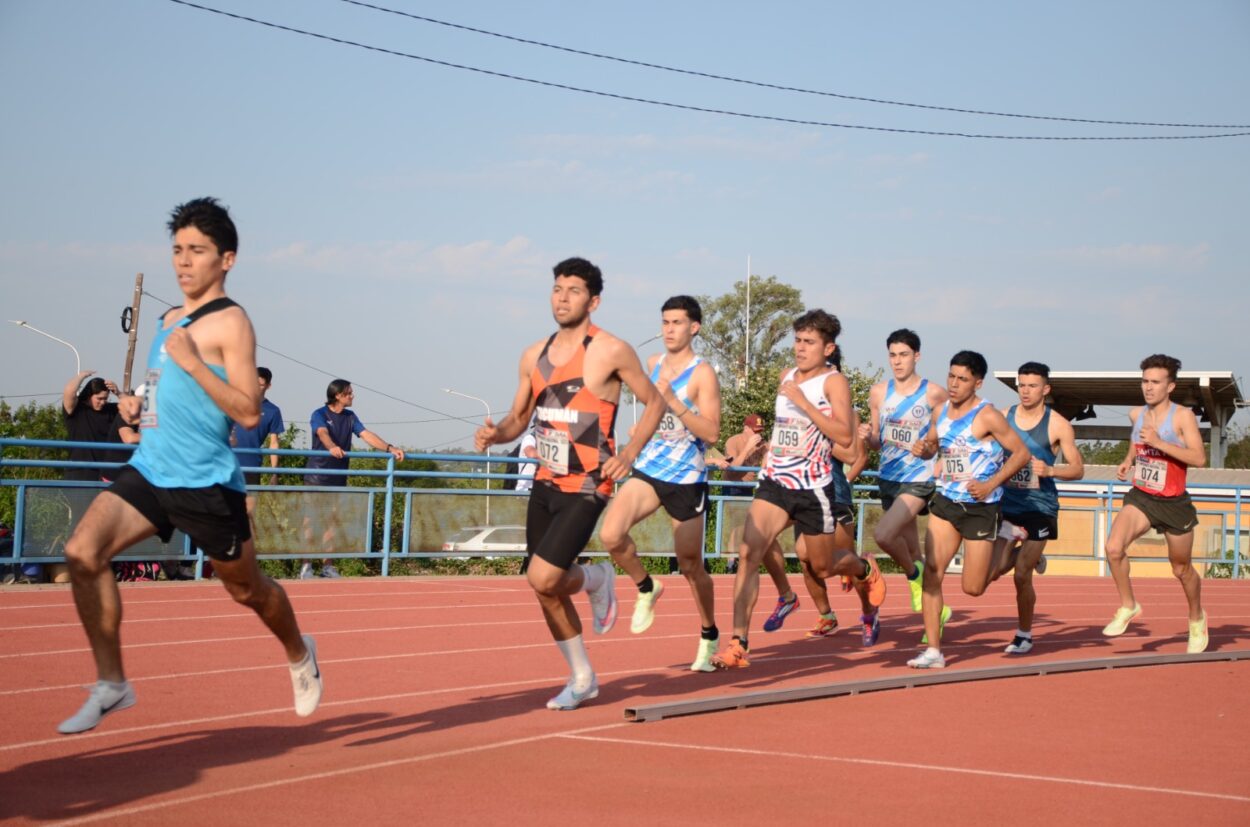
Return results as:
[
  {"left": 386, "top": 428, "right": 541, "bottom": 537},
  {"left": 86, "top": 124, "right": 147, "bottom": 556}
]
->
[{"left": 381, "top": 455, "right": 395, "bottom": 577}]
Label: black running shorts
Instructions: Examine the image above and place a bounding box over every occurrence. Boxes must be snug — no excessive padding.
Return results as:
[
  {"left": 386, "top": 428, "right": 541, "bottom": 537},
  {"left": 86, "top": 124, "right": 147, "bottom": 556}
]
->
[
  {"left": 1002, "top": 510, "right": 1059, "bottom": 542},
  {"left": 929, "top": 492, "right": 1002, "bottom": 542},
  {"left": 632, "top": 469, "right": 709, "bottom": 523},
  {"left": 108, "top": 465, "right": 251, "bottom": 561},
  {"left": 1124, "top": 487, "right": 1198, "bottom": 536},
  {"left": 755, "top": 477, "right": 840, "bottom": 537},
  {"left": 526, "top": 481, "right": 608, "bottom": 570}
]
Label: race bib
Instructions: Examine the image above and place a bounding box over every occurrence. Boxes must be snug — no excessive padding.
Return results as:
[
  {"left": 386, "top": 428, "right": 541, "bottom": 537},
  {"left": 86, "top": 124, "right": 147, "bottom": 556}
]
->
[
  {"left": 883, "top": 420, "right": 921, "bottom": 449},
  {"left": 941, "top": 446, "right": 972, "bottom": 482},
  {"left": 770, "top": 419, "right": 807, "bottom": 458},
  {"left": 535, "top": 427, "right": 570, "bottom": 476},
  {"left": 1133, "top": 456, "right": 1168, "bottom": 493},
  {"left": 654, "top": 410, "right": 689, "bottom": 442},
  {"left": 139, "top": 368, "right": 161, "bottom": 429},
  {"left": 1007, "top": 463, "right": 1040, "bottom": 490}
]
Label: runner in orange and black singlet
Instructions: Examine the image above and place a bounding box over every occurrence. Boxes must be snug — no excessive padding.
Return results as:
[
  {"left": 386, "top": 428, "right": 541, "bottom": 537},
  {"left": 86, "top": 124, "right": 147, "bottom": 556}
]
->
[{"left": 531, "top": 324, "right": 618, "bottom": 499}]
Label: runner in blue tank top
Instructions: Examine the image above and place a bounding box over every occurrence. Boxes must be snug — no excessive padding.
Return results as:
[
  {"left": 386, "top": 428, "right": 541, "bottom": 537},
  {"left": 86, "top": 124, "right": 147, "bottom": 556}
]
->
[
  {"left": 862, "top": 329, "right": 948, "bottom": 616},
  {"left": 906, "top": 351, "right": 1032, "bottom": 670},
  {"left": 598, "top": 296, "right": 724, "bottom": 673},
  {"left": 57, "top": 198, "right": 321, "bottom": 734},
  {"left": 990, "top": 362, "right": 1084, "bottom": 655}
]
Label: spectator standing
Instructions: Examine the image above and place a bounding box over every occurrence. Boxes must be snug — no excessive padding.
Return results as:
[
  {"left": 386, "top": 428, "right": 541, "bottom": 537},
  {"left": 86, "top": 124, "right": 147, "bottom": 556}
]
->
[
  {"left": 301, "top": 379, "right": 404, "bottom": 578},
  {"left": 231, "top": 367, "right": 284, "bottom": 514},
  {"left": 62, "top": 371, "right": 122, "bottom": 482}
]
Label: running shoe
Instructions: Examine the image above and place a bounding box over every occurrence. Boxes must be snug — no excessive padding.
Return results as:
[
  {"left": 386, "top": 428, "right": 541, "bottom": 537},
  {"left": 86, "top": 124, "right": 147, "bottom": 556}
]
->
[
  {"left": 587, "top": 561, "right": 618, "bottom": 635},
  {"left": 321, "top": 564, "right": 341, "bottom": 579},
  {"left": 690, "top": 636, "right": 718, "bottom": 673},
  {"left": 762, "top": 593, "right": 800, "bottom": 632},
  {"left": 630, "top": 580, "right": 665, "bottom": 634},
  {"left": 920, "top": 604, "right": 953, "bottom": 645},
  {"left": 858, "top": 555, "right": 887, "bottom": 608},
  {"left": 1036, "top": 554, "right": 1048, "bottom": 575},
  {"left": 298, "top": 562, "right": 314, "bottom": 580},
  {"left": 805, "top": 615, "right": 839, "bottom": 639},
  {"left": 1187, "top": 612, "right": 1208, "bottom": 654},
  {"left": 58, "top": 681, "right": 136, "bottom": 734},
  {"left": 860, "top": 611, "right": 880, "bottom": 646},
  {"left": 1101, "top": 603, "right": 1142, "bottom": 636},
  {"left": 998, "top": 521, "right": 1028, "bottom": 542},
  {"left": 1005, "top": 634, "right": 1034, "bottom": 655},
  {"left": 907, "top": 569, "right": 923, "bottom": 612},
  {"left": 290, "top": 634, "right": 322, "bottom": 717},
  {"left": 907, "top": 648, "right": 946, "bottom": 669},
  {"left": 712, "top": 638, "right": 751, "bottom": 669},
  {"left": 546, "top": 676, "right": 599, "bottom": 710}
]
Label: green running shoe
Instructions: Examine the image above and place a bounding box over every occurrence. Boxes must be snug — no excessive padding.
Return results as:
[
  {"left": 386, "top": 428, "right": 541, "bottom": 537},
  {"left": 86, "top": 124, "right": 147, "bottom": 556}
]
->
[{"left": 921, "top": 604, "right": 952, "bottom": 645}]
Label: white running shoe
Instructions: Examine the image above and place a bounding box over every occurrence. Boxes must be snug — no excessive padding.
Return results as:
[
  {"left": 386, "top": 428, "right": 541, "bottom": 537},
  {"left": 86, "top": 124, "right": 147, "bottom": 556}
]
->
[
  {"left": 630, "top": 580, "right": 664, "bottom": 634},
  {"left": 298, "top": 562, "right": 314, "bottom": 580},
  {"left": 321, "top": 565, "right": 341, "bottom": 579},
  {"left": 1005, "top": 634, "right": 1034, "bottom": 654},
  {"left": 1102, "top": 603, "right": 1142, "bottom": 636},
  {"left": 998, "top": 520, "right": 1028, "bottom": 542},
  {"left": 690, "top": 636, "right": 718, "bottom": 672},
  {"left": 907, "top": 648, "right": 946, "bottom": 669},
  {"left": 58, "top": 681, "right": 136, "bottom": 734},
  {"left": 290, "top": 635, "right": 322, "bottom": 717},
  {"left": 1035, "top": 554, "right": 1048, "bottom": 575},
  {"left": 546, "top": 676, "right": 598, "bottom": 710},
  {"left": 587, "top": 562, "right": 618, "bottom": 635}
]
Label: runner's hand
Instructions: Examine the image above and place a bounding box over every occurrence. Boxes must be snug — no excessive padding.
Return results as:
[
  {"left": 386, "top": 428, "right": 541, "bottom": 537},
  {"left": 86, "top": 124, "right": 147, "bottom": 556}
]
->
[
  {"left": 857, "top": 422, "right": 871, "bottom": 441},
  {"left": 474, "top": 417, "right": 498, "bottom": 452},
  {"left": 1117, "top": 459, "right": 1132, "bottom": 481},
  {"left": 164, "top": 327, "right": 203, "bottom": 372},
  {"left": 601, "top": 453, "right": 631, "bottom": 481},
  {"left": 967, "top": 480, "right": 994, "bottom": 501}
]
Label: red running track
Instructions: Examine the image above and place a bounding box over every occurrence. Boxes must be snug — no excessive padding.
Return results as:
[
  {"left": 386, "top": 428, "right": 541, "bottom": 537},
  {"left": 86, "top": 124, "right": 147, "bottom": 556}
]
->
[{"left": 0, "top": 573, "right": 1248, "bottom": 825}]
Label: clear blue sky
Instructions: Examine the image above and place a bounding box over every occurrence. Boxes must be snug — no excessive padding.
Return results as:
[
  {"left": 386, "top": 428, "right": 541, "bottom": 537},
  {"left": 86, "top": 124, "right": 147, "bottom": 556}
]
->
[{"left": 2, "top": 0, "right": 1248, "bottom": 449}]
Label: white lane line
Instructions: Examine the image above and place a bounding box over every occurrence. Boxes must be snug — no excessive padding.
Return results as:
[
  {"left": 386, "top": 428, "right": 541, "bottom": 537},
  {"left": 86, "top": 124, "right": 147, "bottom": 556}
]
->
[
  {"left": 559, "top": 734, "right": 1250, "bottom": 804},
  {"left": 49, "top": 721, "right": 633, "bottom": 826}
]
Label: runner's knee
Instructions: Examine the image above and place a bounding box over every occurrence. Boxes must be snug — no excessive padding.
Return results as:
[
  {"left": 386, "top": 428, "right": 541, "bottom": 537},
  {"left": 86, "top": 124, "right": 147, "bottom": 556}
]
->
[{"left": 64, "top": 534, "right": 108, "bottom": 576}]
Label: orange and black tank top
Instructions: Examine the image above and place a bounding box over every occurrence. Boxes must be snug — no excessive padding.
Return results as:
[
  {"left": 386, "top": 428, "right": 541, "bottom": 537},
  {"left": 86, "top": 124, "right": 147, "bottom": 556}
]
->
[{"left": 530, "top": 325, "right": 618, "bottom": 498}]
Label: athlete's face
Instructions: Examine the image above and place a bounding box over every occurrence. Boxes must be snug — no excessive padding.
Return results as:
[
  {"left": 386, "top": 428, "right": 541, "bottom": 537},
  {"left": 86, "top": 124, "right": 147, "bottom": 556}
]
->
[
  {"left": 946, "top": 365, "right": 982, "bottom": 404},
  {"left": 793, "top": 327, "right": 835, "bottom": 371},
  {"left": 660, "top": 309, "right": 698, "bottom": 352},
  {"left": 258, "top": 375, "right": 271, "bottom": 400},
  {"left": 887, "top": 344, "right": 918, "bottom": 381},
  {"left": 1016, "top": 373, "right": 1049, "bottom": 409},
  {"left": 172, "top": 226, "right": 234, "bottom": 299},
  {"left": 1141, "top": 367, "right": 1175, "bottom": 406},
  {"left": 550, "top": 275, "right": 599, "bottom": 328}
]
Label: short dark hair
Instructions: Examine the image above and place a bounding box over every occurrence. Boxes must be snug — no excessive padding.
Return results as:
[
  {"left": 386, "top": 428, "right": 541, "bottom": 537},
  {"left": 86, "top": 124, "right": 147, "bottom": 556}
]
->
[
  {"left": 950, "top": 350, "right": 988, "bottom": 379},
  {"left": 661, "top": 295, "right": 702, "bottom": 324},
  {"left": 793, "top": 309, "right": 841, "bottom": 345},
  {"left": 167, "top": 197, "right": 238, "bottom": 255},
  {"left": 326, "top": 378, "right": 351, "bottom": 405},
  {"left": 553, "top": 257, "right": 603, "bottom": 297},
  {"left": 1017, "top": 361, "right": 1050, "bottom": 381},
  {"left": 77, "top": 377, "right": 109, "bottom": 404},
  {"left": 1141, "top": 353, "right": 1181, "bottom": 381},
  {"left": 886, "top": 328, "right": 921, "bottom": 352},
  {"left": 258, "top": 367, "right": 273, "bottom": 384}
]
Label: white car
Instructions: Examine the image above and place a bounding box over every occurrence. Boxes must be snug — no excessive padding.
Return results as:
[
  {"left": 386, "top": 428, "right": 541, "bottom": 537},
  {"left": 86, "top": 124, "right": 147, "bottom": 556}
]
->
[{"left": 441, "top": 525, "right": 528, "bottom": 555}]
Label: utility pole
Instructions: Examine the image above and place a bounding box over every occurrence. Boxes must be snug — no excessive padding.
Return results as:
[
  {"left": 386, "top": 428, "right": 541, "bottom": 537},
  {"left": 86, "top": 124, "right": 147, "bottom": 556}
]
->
[{"left": 121, "top": 273, "right": 143, "bottom": 392}]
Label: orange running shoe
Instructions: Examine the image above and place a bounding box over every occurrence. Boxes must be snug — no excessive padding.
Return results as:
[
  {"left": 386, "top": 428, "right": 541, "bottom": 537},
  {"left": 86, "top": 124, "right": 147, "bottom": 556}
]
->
[
  {"left": 859, "top": 555, "right": 887, "bottom": 608},
  {"left": 805, "top": 615, "right": 839, "bottom": 638},
  {"left": 711, "top": 638, "right": 750, "bottom": 669}
]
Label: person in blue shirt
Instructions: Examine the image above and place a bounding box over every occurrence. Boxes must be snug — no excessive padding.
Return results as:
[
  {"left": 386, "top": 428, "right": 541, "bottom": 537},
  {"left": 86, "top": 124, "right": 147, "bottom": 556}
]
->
[
  {"left": 300, "top": 379, "right": 404, "bottom": 578},
  {"left": 231, "top": 366, "right": 285, "bottom": 515},
  {"left": 57, "top": 198, "right": 321, "bottom": 734}
]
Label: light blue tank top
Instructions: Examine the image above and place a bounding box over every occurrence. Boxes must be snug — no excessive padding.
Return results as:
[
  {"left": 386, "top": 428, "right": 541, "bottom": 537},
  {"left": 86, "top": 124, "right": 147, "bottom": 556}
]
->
[
  {"left": 936, "top": 401, "right": 1003, "bottom": 504},
  {"left": 634, "top": 355, "right": 707, "bottom": 484},
  {"left": 130, "top": 300, "right": 246, "bottom": 492},
  {"left": 1001, "top": 405, "right": 1058, "bottom": 516},
  {"left": 878, "top": 379, "right": 936, "bottom": 483}
]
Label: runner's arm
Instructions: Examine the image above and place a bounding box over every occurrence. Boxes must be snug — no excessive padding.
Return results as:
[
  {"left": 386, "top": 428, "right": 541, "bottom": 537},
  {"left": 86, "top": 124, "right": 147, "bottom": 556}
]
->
[
  {"left": 679, "top": 362, "right": 721, "bottom": 445},
  {"left": 1049, "top": 414, "right": 1085, "bottom": 481}
]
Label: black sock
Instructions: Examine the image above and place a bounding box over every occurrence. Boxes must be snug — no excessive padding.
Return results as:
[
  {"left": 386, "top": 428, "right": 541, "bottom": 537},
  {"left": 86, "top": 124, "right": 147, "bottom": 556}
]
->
[
  {"left": 636, "top": 575, "right": 654, "bottom": 593},
  {"left": 861, "top": 559, "right": 871, "bottom": 579},
  {"left": 733, "top": 634, "right": 748, "bottom": 650},
  {"left": 701, "top": 625, "right": 719, "bottom": 641}
]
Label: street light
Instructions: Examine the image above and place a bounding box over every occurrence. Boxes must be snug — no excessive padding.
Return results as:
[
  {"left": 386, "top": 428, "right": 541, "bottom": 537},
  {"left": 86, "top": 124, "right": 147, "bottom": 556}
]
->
[
  {"left": 443, "top": 388, "right": 492, "bottom": 525},
  {"left": 10, "top": 320, "right": 82, "bottom": 374}
]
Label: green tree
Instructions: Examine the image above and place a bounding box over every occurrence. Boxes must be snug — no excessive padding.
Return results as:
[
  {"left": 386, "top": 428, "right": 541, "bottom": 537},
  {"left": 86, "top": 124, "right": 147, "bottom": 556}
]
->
[
  {"left": 696, "top": 275, "right": 804, "bottom": 389},
  {"left": 1224, "top": 427, "right": 1250, "bottom": 469},
  {"left": 0, "top": 401, "right": 69, "bottom": 526},
  {"left": 1079, "top": 440, "right": 1129, "bottom": 465}
]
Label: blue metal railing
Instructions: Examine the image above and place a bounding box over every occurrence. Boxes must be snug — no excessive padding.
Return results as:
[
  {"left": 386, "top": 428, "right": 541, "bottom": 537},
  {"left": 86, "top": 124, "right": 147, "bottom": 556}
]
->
[{"left": 2, "top": 438, "right": 1245, "bottom": 579}]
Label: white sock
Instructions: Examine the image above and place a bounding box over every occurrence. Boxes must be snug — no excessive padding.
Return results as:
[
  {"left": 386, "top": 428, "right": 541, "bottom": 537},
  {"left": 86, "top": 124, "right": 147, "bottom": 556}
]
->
[
  {"left": 100, "top": 679, "right": 129, "bottom": 694},
  {"left": 555, "top": 635, "right": 594, "bottom": 686},
  {"left": 924, "top": 646, "right": 941, "bottom": 658},
  {"left": 1016, "top": 628, "right": 1032, "bottom": 639},
  {"left": 579, "top": 562, "right": 606, "bottom": 594}
]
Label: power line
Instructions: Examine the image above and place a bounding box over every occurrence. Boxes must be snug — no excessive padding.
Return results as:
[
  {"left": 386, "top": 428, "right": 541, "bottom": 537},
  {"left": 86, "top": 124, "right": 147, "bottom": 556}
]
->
[
  {"left": 340, "top": 0, "right": 1249, "bottom": 131},
  {"left": 164, "top": 1, "right": 1250, "bottom": 141},
  {"left": 140, "top": 290, "right": 484, "bottom": 426}
]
